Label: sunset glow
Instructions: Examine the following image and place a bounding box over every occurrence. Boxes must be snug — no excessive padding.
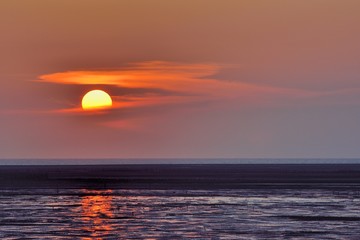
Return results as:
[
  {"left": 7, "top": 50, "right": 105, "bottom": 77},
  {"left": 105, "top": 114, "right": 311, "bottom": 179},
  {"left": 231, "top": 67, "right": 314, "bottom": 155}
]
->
[
  {"left": 2, "top": 1, "right": 360, "bottom": 238},
  {"left": 2, "top": 0, "right": 360, "bottom": 159}
]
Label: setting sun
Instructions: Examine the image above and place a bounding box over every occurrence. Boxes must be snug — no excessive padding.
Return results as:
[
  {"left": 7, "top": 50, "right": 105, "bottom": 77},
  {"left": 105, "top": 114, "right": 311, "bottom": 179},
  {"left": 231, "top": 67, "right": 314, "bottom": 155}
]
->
[{"left": 82, "top": 90, "right": 113, "bottom": 110}]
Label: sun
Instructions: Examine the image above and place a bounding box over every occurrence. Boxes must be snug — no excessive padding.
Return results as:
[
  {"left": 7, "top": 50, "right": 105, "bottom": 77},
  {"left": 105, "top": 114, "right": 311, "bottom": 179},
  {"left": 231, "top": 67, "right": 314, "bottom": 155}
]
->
[{"left": 82, "top": 90, "right": 113, "bottom": 110}]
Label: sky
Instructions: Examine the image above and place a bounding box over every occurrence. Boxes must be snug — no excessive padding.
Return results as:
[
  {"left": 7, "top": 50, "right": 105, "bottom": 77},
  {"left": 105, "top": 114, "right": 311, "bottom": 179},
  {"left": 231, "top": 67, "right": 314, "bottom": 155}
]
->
[{"left": 1, "top": 0, "right": 360, "bottom": 159}]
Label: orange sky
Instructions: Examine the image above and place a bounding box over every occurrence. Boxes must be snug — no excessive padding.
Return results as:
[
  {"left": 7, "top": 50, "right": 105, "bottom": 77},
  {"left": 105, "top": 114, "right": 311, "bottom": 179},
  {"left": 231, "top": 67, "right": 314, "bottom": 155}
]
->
[{"left": 1, "top": 0, "right": 360, "bottom": 159}]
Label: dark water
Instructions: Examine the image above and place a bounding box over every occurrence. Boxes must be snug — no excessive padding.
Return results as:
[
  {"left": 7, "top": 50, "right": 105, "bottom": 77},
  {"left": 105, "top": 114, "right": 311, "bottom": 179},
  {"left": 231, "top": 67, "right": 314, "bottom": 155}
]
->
[{"left": 1, "top": 188, "right": 360, "bottom": 239}]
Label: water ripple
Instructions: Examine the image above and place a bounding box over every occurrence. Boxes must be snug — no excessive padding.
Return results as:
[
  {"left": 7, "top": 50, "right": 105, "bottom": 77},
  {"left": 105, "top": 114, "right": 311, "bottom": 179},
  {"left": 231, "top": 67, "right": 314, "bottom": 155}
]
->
[{"left": 0, "top": 188, "right": 360, "bottom": 239}]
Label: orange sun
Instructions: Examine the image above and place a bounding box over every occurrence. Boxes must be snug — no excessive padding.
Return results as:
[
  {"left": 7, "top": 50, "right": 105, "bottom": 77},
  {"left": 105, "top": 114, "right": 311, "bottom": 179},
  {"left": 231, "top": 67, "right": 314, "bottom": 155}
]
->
[{"left": 82, "top": 90, "right": 113, "bottom": 110}]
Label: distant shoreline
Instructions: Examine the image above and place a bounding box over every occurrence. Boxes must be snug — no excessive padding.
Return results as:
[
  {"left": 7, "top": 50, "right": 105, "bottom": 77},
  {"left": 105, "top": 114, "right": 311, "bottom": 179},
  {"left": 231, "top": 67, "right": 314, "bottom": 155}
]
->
[{"left": 1, "top": 164, "right": 360, "bottom": 190}]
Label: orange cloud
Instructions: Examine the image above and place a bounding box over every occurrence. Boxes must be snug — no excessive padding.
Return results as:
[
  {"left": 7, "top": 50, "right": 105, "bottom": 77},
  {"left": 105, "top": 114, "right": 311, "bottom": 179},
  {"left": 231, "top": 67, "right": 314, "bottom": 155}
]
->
[
  {"left": 38, "top": 61, "right": 319, "bottom": 116},
  {"left": 39, "top": 61, "right": 220, "bottom": 92}
]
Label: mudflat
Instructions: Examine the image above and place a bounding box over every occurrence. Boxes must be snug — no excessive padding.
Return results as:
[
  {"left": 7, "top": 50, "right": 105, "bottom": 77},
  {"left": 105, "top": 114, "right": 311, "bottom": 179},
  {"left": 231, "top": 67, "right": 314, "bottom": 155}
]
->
[{"left": 1, "top": 164, "right": 360, "bottom": 189}]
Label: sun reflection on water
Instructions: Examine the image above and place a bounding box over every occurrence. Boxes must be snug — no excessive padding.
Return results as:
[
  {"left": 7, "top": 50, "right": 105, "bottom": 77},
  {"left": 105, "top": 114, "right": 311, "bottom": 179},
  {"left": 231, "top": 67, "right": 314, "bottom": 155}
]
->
[{"left": 80, "top": 189, "right": 114, "bottom": 239}]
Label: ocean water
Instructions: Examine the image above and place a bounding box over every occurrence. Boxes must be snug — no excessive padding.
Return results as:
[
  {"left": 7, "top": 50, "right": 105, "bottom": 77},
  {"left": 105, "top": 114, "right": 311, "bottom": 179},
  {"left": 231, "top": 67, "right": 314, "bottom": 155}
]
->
[{"left": 1, "top": 188, "right": 360, "bottom": 239}]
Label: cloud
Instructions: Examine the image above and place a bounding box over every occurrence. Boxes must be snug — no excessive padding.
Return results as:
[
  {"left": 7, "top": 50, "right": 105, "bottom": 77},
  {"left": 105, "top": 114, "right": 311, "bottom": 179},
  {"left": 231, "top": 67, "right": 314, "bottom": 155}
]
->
[
  {"left": 36, "top": 61, "right": 322, "bottom": 128},
  {"left": 39, "top": 61, "right": 219, "bottom": 91}
]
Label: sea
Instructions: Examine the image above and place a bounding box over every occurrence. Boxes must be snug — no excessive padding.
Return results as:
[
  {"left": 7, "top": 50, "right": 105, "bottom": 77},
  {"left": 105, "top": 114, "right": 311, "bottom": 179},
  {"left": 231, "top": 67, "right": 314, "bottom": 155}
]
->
[{"left": 1, "top": 187, "right": 360, "bottom": 239}]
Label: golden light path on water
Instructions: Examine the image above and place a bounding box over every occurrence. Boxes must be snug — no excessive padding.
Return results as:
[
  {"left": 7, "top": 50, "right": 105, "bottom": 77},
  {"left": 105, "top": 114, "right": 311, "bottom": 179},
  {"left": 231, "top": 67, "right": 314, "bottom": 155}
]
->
[{"left": 80, "top": 190, "right": 114, "bottom": 239}]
